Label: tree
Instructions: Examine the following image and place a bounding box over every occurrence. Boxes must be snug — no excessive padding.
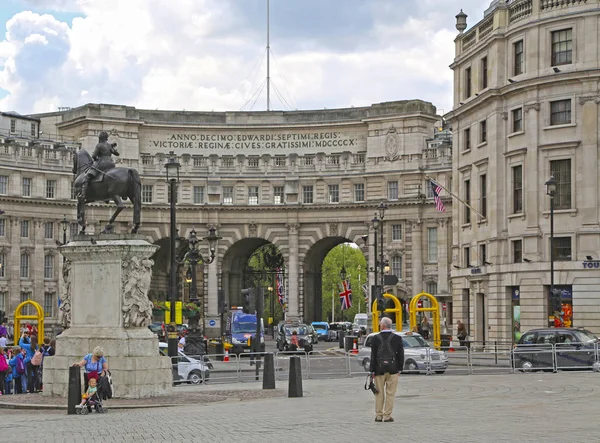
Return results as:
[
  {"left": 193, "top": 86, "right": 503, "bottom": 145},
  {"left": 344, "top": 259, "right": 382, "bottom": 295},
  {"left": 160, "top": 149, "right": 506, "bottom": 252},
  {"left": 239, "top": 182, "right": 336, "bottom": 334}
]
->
[{"left": 321, "top": 243, "right": 368, "bottom": 322}]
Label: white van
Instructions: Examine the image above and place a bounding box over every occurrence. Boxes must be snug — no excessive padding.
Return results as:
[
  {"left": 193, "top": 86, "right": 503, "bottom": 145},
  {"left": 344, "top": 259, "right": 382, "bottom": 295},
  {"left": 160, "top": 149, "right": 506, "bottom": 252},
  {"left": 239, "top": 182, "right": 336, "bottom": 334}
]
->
[{"left": 353, "top": 313, "right": 368, "bottom": 334}]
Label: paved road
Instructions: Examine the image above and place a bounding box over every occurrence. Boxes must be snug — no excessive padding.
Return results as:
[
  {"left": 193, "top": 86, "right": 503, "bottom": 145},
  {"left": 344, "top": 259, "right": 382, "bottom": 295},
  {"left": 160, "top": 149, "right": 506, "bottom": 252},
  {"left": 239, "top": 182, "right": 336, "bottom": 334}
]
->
[{"left": 3, "top": 372, "right": 600, "bottom": 442}]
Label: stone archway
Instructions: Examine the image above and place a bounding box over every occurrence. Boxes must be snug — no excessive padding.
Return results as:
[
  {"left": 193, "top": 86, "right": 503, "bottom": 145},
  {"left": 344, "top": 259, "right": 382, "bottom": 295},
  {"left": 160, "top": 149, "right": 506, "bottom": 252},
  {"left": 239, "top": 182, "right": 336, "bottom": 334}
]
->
[{"left": 302, "top": 236, "right": 355, "bottom": 324}]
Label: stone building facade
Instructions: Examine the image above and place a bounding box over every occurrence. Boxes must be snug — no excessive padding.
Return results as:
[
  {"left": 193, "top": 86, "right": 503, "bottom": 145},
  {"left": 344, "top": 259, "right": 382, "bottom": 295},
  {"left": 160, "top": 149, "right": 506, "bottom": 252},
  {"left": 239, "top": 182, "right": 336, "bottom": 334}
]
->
[
  {"left": 446, "top": 0, "right": 600, "bottom": 343},
  {"left": 0, "top": 100, "right": 452, "bottom": 336}
]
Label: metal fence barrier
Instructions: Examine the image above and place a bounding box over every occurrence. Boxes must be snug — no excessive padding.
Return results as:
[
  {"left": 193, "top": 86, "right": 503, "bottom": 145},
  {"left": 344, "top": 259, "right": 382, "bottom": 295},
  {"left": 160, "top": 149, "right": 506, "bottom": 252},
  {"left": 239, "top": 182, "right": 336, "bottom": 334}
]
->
[{"left": 306, "top": 351, "right": 349, "bottom": 379}]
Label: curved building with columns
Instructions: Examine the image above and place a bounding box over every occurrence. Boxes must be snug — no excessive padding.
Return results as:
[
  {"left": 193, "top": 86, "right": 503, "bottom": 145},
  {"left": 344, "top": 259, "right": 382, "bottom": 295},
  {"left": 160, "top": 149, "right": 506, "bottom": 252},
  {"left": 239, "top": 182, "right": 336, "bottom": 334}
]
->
[
  {"left": 0, "top": 100, "right": 452, "bottom": 336},
  {"left": 447, "top": 0, "right": 600, "bottom": 343}
]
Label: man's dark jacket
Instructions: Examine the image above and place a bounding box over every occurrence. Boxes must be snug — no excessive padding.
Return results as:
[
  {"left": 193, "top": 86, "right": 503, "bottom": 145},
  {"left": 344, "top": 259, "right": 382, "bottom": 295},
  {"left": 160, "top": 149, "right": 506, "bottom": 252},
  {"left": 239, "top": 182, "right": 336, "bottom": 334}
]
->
[{"left": 369, "top": 331, "right": 405, "bottom": 375}]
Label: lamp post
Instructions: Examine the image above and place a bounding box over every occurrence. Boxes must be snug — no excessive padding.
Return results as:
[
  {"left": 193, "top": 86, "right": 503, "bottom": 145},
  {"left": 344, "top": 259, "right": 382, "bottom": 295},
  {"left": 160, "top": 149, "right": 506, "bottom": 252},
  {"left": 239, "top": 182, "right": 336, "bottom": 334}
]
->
[
  {"left": 165, "top": 151, "right": 180, "bottom": 358},
  {"left": 377, "top": 202, "right": 388, "bottom": 310},
  {"left": 60, "top": 215, "right": 69, "bottom": 263},
  {"left": 371, "top": 216, "right": 379, "bottom": 313},
  {"left": 545, "top": 175, "right": 559, "bottom": 325}
]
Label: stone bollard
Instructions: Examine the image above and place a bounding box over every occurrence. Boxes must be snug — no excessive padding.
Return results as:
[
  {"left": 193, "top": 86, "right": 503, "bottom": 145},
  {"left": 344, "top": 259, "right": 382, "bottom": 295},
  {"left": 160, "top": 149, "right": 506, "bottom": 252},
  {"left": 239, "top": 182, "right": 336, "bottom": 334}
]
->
[
  {"left": 263, "top": 353, "right": 276, "bottom": 390},
  {"left": 67, "top": 366, "right": 82, "bottom": 415},
  {"left": 288, "top": 355, "right": 303, "bottom": 398}
]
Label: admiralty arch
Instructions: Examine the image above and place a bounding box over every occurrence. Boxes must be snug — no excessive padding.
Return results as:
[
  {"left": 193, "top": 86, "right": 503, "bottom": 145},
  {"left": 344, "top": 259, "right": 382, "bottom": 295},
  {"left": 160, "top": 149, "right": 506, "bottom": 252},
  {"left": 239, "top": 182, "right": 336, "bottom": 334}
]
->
[{"left": 0, "top": 100, "right": 452, "bottom": 337}]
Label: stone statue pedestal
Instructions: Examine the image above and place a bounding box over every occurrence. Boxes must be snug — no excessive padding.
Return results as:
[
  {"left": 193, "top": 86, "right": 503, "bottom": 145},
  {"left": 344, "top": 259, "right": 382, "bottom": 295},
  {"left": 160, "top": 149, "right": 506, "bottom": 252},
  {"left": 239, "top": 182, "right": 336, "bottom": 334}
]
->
[{"left": 43, "top": 235, "right": 172, "bottom": 398}]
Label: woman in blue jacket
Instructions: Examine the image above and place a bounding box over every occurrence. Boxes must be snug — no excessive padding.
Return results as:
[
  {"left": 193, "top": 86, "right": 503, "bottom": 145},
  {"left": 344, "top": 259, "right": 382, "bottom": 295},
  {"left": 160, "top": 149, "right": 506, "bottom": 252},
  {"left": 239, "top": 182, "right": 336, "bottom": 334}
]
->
[
  {"left": 8, "top": 347, "right": 27, "bottom": 394},
  {"left": 19, "top": 333, "right": 39, "bottom": 393}
]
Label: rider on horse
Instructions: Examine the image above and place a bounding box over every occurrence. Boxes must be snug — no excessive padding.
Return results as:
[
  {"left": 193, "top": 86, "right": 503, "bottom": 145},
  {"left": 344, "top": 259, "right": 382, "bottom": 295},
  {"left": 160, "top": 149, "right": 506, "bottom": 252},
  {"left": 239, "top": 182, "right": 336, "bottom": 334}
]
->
[{"left": 79, "top": 131, "right": 120, "bottom": 202}]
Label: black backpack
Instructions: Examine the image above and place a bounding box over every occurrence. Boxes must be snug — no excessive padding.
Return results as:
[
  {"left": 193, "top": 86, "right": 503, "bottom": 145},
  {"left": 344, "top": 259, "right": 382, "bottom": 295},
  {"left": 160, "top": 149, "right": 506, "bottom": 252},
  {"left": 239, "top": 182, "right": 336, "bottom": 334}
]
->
[{"left": 376, "top": 332, "right": 396, "bottom": 373}]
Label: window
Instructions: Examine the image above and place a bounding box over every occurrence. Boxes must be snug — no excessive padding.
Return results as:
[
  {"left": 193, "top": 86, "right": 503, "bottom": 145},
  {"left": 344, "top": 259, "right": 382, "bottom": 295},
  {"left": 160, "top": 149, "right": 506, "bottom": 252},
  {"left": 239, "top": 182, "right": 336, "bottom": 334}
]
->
[
  {"left": 513, "top": 239, "right": 523, "bottom": 263},
  {"left": 274, "top": 157, "right": 286, "bottom": 167},
  {"left": 222, "top": 158, "right": 234, "bottom": 168},
  {"left": 326, "top": 155, "right": 340, "bottom": 166},
  {"left": 426, "top": 182, "right": 434, "bottom": 199},
  {"left": 141, "top": 155, "right": 153, "bottom": 165},
  {"left": 353, "top": 153, "right": 365, "bottom": 164},
  {"left": 44, "top": 254, "right": 54, "bottom": 279},
  {"left": 20, "top": 292, "right": 31, "bottom": 315},
  {"left": 44, "top": 222, "right": 54, "bottom": 239},
  {"left": 193, "top": 186, "right": 204, "bottom": 204},
  {"left": 22, "top": 177, "right": 31, "bottom": 197},
  {"left": 464, "top": 179, "right": 471, "bottom": 224},
  {"left": 465, "top": 67, "right": 472, "bottom": 98},
  {"left": 550, "top": 99, "right": 571, "bottom": 125},
  {"left": 21, "top": 220, "right": 29, "bottom": 238},
  {"left": 223, "top": 186, "right": 234, "bottom": 205},
  {"left": 70, "top": 222, "right": 79, "bottom": 240},
  {"left": 479, "top": 120, "right": 487, "bottom": 144},
  {"left": 328, "top": 184, "right": 339, "bottom": 203},
  {"left": 0, "top": 291, "right": 5, "bottom": 312},
  {"left": 481, "top": 57, "right": 488, "bottom": 89},
  {"left": 428, "top": 227, "right": 438, "bottom": 263},
  {"left": 20, "top": 253, "right": 29, "bottom": 278},
  {"left": 550, "top": 159, "right": 571, "bottom": 210},
  {"left": 193, "top": 157, "right": 207, "bottom": 167},
  {"left": 513, "top": 165, "right": 523, "bottom": 213},
  {"left": 479, "top": 244, "right": 487, "bottom": 266},
  {"left": 0, "top": 219, "right": 5, "bottom": 237},
  {"left": 354, "top": 183, "right": 365, "bottom": 202},
  {"left": 141, "top": 185, "right": 153, "bottom": 204},
  {"left": 388, "top": 181, "right": 398, "bottom": 200},
  {"left": 44, "top": 292, "right": 54, "bottom": 317},
  {"left": 512, "top": 108, "right": 523, "bottom": 133},
  {"left": 301, "top": 156, "right": 314, "bottom": 166},
  {"left": 31, "top": 123, "right": 36, "bottom": 137},
  {"left": 248, "top": 157, "right": 259, "bottom": 167},
  {"left": 46, "top": 179, "right": 56, "bottom": 199},
  {"left": 0, "top": 176, "right": 7, "bottom": 195},
  {"left": 273, "top": 186, "right": 284, "bottom": 204},
  {"left": 392, "top": 224, "right": 402, "bottom": 241},
  {"left": 551, "top": 29, "right": 572, "bottom": 66},
  {"left": 302, "top": 185, "right": 313, "bottom": 204},
  {"left": 464, "top": 128, "right": 471, "bottom": 151},
  {"left": 71, "top": 184, "right": 78, "bottom": 200},
  {"left": 514, "top": 40, "right": 524, "bottom": 75},
  {"left": 0, "top": 254, "right": 5, "bottom": 277},
  {"left": 480, "top": 174, "right": 487, "bottom": 218},
  {"left": 392, "top": 256, "right": 402, "bottom": 279},
  {"left": 10, "top": 119, "right": 16, "bottom": 133},
  {"left": 464, "top": 247, "right": 471, "bottom": 267},
  {"left": 552, "top": 237, "right": 572, "bottom": 261},
  {"left": 426, "top": 282, "right": 437, "bottom": 295},
  {"left": 248, "top": 186, "right": 259, "bottom": 205}
]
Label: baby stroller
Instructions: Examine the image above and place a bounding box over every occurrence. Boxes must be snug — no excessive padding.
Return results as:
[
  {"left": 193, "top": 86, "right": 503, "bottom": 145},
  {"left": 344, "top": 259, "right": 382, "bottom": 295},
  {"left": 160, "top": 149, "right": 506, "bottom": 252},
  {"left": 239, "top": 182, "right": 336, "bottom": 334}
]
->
[{"left": 76, "top": 390, "right": 105, "bottom": 414}]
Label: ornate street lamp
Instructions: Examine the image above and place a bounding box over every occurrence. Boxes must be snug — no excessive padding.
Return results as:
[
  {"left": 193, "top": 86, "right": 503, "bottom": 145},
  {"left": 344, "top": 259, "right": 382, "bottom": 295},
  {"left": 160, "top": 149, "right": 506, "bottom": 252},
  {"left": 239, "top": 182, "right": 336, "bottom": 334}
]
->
[
  {"left": 545, "top": 176, "right": 560, "bottom": 325},
  {"left": 339, "top": 265, "right": 347, "bottom": 281},
  {"left": 60, "top": 215, "right": 70, "bottom": 263},
  {"left": 164, "top": 151, "right": 180, "bottom": 357}
]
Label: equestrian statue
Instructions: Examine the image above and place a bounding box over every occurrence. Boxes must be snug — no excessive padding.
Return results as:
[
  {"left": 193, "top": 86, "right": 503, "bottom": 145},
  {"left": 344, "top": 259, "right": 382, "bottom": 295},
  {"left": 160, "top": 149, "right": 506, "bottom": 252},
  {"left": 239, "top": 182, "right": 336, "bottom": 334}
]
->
[{"left": 72, "top": 131, "right": 142, "bottom": 234}]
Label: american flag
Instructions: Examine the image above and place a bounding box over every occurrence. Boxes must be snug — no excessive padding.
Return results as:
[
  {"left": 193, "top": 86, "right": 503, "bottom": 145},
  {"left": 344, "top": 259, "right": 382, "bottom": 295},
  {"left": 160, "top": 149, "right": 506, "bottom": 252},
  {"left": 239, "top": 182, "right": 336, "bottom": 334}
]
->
[
  {"left": 339, "top": 279, "right": 352, "bottom": 310},
  {"left": 430, "top": 179, "right": 446, "bottom": 213},
  {"left": 276, "top": 268, "right": 285, "bottom": 306}
]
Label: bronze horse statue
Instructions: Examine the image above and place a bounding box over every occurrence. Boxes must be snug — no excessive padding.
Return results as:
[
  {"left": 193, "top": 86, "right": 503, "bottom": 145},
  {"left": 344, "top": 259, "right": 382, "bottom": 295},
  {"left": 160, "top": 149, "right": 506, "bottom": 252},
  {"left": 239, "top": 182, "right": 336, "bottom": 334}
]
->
[{"left": 72, "top": 146, "right": 142, "bottom": 234}]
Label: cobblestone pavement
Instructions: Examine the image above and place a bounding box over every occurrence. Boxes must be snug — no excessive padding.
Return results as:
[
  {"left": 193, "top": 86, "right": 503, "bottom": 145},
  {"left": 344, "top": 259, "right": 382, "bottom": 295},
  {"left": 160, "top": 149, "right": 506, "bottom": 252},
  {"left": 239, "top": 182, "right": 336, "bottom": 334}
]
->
[{"left": 2, "top": 372, "right": 600, "bottom": 442}]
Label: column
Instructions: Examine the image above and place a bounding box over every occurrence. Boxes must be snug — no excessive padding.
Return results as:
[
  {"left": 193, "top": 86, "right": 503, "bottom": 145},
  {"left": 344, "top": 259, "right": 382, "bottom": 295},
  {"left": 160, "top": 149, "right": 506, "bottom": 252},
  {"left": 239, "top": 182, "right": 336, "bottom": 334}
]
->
[
  {"left": 206, "top": 247, "right": 219, "bottom": 317},
  {"left": 33, "top": 220, "right": 45, "bottom": 308},
  {"left": 579, "top": 96, "right": 600, "bottom": 225},
  {"left": 9, "top": 217, "right": 21, "bottom": 314},
  {"left": 437, "top": 218, "right": 449, "bottom": 294},
  {"left": 368, "top": 222, "right": 376, "bottom": 313},
  {"left": 286, "top": 223, "right": 299, "bottom": 320},
  {"left": 411, "top": 220, "right": 423, "bottom": 294}
]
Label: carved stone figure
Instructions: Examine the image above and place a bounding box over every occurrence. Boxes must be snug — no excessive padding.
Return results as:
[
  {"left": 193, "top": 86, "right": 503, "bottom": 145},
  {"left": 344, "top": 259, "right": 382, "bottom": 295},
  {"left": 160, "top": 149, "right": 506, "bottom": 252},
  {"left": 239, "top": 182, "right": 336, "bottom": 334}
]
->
[
  {"left": 121, "top": 256, "right": 154, "bottom": 328},
  {"left": 59, "top": 260, "right": 72, "bottom": 328}
]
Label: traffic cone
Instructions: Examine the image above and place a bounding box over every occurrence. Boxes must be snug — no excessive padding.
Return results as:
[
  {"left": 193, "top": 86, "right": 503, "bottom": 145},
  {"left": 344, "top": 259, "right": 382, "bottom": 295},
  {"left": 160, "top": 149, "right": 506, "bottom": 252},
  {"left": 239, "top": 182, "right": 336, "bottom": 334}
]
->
[
  {"left": 352, "top": 339, "right": 358, "bottom": 355},
  {"left": 223, "top": 348, "right": 230, "bottom": 363}
]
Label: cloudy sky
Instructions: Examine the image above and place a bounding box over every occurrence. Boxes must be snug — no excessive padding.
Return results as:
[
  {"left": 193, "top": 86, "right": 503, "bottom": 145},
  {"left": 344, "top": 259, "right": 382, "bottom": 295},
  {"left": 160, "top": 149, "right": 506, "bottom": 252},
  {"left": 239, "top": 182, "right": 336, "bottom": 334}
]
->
[{"left": 0, "top": 0, "right": 490, "bottom": 115}]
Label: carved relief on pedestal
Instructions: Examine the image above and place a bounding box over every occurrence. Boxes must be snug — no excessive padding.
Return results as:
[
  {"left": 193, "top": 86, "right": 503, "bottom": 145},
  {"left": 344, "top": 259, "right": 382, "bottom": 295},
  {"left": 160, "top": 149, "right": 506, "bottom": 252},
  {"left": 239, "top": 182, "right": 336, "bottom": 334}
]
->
[
  {"left": 59, "top": 260, "right": 72, "bottom": 328},
  {"left": 122, "top": 256, "right": 154, "bottom": 328},
  {"left": 385, "top": 125, "right": 400, "bottom": 161}
]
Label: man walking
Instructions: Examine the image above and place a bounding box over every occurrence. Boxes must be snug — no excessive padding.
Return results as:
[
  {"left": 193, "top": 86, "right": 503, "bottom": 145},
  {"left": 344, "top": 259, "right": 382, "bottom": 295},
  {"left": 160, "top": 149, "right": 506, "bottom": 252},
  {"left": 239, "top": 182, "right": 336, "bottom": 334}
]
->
[{"left": 369, "top": 317, "right": 404, "bottom": 422}]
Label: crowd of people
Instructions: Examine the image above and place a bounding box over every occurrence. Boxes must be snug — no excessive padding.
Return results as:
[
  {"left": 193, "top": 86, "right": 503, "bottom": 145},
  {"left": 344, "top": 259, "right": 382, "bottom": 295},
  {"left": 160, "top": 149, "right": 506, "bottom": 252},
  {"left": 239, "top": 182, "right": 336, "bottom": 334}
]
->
[{"left": 0, "top": 320, "right": 55, "bottom": 395}]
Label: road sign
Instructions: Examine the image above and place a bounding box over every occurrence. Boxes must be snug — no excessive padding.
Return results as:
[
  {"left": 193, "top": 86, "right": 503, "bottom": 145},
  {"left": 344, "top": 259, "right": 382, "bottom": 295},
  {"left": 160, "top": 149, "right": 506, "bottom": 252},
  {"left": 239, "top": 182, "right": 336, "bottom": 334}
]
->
[{"left": 208, "top": 319, "right": 216, "bottom": 327}]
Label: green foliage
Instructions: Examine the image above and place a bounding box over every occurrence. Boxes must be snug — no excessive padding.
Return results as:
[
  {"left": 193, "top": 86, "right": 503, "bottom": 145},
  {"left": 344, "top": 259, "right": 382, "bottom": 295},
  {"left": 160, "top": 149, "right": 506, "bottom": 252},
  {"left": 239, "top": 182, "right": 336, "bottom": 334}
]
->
[{"left": 321, "top": 244, "right": 368, "bottom": 322}]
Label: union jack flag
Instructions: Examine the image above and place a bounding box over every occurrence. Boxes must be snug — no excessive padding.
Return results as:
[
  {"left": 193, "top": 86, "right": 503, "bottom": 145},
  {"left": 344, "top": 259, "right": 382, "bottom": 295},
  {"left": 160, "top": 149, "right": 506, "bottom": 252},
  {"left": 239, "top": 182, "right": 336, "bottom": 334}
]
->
[
  {"left": 339, "top": 279, "right": 352, "bottom": 310},
  {"left": 430, "top": 179, "right": 446, "bottom": 213},
  {"left": 276, "top": 268, "right": 285, "bottom": 306}
]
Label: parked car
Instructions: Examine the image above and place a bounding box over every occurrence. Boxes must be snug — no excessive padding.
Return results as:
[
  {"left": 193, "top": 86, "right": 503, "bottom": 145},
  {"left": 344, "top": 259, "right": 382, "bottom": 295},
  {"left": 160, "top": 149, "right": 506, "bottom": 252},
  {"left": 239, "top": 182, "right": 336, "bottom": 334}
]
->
[
  {"left": 159, "top": 342, "right": 210, "bottom": 384},
  {"left": 356, "top": 331, "right": 448, "bottom": 374},
  {"left": 512, "top": 327, "right": 600, "bottom": 372},
  {"left": 328, "top": 322, "right": 352, "bottom": 341},
  {"left": 311, "top": 322, "right": 329, "bottom": 341},
  {"left": 276, "top": 322, "right": 314, "bottom": 353}
]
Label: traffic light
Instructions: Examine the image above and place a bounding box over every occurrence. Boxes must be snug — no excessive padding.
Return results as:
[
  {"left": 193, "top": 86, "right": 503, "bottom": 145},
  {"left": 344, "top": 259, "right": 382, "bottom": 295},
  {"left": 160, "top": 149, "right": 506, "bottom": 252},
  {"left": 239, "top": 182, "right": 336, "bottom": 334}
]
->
[
  {"left": 241, "top": 288, "right": 255, "bottom": 314},
  {"left": 550, "top": 288, "right": 562, "bottom": 313}
]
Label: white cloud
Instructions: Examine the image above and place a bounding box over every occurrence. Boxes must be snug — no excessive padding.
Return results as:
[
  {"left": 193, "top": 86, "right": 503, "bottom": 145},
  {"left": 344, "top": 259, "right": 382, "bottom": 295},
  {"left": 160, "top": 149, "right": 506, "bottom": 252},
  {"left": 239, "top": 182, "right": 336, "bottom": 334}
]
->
[{"left": 0, "top": 0, "right": 492, "bottom": 114}]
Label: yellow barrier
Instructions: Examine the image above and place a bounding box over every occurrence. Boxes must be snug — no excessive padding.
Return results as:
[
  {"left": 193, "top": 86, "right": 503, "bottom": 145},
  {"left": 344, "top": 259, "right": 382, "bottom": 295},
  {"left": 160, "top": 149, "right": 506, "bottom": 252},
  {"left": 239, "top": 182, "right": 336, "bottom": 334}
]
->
[
  {"left": 409, "top": 292, "right": 441, "bottom": 349},
  {"left": 164, "top": 301, "right": 183, "bottom": 324},
  {"left": 372, "top": 293, "right": 403, "bottom": 332},
  {"left": 14, "top": 300, "right": 45, "bottom": 343}
]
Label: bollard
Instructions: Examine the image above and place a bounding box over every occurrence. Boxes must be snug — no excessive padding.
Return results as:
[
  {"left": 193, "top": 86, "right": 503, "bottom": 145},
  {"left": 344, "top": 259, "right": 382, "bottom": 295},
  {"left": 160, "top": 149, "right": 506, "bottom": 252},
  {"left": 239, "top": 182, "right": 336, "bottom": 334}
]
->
[
  {"left": 67, "top": 366, "right": 82, "bottom": 415},
  {"left": 288, "top": 355, "right": 303, "bottom": 398},
  {"left": 263, "top": 353, "right": 276, "bottom": 390},
  {"left": 339, "top": 330, "right": 346, "bottom": 349}
]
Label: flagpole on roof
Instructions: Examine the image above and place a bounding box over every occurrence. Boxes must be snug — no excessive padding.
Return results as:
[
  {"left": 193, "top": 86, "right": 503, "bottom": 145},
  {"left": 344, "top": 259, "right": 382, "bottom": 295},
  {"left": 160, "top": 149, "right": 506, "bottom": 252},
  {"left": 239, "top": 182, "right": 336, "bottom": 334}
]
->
[{"left": 426, "top": 175, "right": 486, "bottom": 219}]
